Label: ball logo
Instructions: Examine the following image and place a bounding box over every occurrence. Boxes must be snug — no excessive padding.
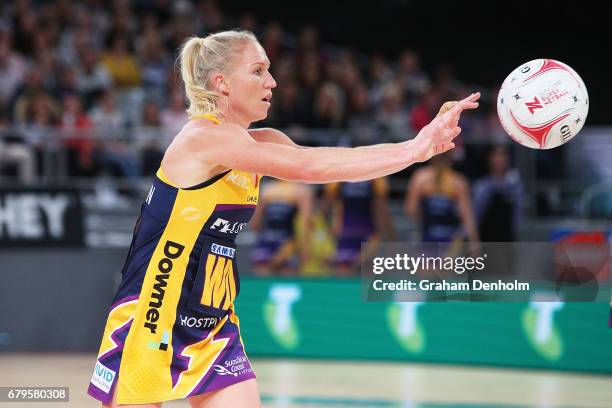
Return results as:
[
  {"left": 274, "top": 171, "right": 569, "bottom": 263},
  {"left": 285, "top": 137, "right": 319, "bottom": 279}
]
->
[
  {"left": 560, "top": 125, "right": 572, "bottom": 141},
  {"left": 525, "top": 96, "right": 543, "bottom": 114},
  {"left": 520, "top": 65, "right": 531, "bottom": 73}
]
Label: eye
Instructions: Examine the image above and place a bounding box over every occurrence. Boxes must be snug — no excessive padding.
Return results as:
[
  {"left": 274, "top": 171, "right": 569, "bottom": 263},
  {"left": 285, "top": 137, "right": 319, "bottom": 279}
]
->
[{"left": 254, "top": 68, "right": 263, "bottom": 75}]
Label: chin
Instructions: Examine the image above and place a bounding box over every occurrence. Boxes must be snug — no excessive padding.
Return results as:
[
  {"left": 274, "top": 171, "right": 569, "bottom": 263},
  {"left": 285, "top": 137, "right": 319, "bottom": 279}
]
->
[{"left": 255, "top": 109, "right": 269, "bottom": 122}]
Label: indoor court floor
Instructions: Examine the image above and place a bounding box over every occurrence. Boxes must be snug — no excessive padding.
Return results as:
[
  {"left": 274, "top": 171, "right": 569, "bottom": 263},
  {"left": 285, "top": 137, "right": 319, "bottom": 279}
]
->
[{"left": 2, "top": 353, "right": 612, "bottom": 407}]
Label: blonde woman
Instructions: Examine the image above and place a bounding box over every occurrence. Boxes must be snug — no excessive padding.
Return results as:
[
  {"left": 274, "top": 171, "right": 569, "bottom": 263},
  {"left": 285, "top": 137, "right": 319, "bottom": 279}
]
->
[{"left": 88, "top": 30, "right": 480, "bottom": 408}]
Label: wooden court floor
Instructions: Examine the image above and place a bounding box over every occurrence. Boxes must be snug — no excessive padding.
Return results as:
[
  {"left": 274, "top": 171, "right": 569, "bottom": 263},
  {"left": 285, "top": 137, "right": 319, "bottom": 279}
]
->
[{"left": 2, "top": 353, "right": 612, "bottom": 407}]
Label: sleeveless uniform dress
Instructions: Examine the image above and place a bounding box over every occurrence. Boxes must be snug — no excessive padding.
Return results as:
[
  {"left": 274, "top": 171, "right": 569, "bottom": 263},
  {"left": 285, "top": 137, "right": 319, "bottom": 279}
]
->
[
  {"left": 88, "top": 163, "right": 260, "bottom": 404},
  {"left": 327, "top": 179, "right": 386, "bottom": 265},
  {"left": 419, "top": 169, "right": 462, "bottom": 258}
]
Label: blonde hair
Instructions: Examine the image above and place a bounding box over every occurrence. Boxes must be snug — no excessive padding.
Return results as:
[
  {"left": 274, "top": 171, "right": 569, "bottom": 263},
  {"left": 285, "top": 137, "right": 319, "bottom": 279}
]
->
[{"left": 178, "top": 30, "right": 258, "bottom": 118}]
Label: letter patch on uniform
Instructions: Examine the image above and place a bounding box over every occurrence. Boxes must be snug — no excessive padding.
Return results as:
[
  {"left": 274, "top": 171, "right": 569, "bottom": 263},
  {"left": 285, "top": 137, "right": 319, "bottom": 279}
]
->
[{"left": 91, "top": 361, "right": 116, "bottom": 393}]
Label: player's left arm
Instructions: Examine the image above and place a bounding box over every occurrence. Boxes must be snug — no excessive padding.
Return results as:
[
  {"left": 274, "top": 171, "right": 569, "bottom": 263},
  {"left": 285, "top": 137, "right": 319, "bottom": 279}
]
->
[{"left": 250, "top": 101, "right": 457, "bottom": 148}]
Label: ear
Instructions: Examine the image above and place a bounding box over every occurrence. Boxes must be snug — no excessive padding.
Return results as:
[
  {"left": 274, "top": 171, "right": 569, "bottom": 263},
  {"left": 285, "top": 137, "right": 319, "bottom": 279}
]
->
[{"left": 211, "top": 72, "right": 230, "bottom": 96}]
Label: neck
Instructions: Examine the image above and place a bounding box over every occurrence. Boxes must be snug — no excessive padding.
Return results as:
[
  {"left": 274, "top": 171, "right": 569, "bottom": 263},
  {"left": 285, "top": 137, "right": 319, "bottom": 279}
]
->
[{"left": 223, "top": 110, "right": 251, "bottom": 129}]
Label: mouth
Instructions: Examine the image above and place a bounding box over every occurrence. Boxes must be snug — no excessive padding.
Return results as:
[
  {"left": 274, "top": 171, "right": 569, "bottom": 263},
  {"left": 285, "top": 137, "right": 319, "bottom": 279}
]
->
[{"left": 261, "top": 94, "right": 272, "bottom": 103}]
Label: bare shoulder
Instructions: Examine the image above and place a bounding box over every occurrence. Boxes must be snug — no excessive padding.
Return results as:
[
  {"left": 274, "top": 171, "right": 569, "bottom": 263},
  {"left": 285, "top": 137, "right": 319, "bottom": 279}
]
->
[
  {"left": 411, "top": 167, "right": 432, "bottom": 184},
  {"left": 451, "top": 170, "right": 469, "bottom": 191},
  {"left": 160, "top": 124, "right": 245, "bottom": 187},
  {"left": 181, "top": 121, "right": 251, "bottom": 150}
]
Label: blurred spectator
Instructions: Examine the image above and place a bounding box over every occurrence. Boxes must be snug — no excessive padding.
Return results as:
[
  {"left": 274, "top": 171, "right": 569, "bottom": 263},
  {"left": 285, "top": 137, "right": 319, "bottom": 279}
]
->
[
  {"left": 101, "top": 34, "right": 141, "bottom": 88},
  {"left": 0, "top": 27, "right": 28, "bottom": 111},
  {"left": 404, "top": 153, "right": 479, "bottom": 245},
  {"left": 261, "top": 22, "right": 285, "bottom": 64},
  {"left": 409, "top": 86, "right": 442, "bottom": 132},
  {"left": 346, "top": 83, "right": 377, "bottom": 145},
  {"left": 89, "top": 89, "right": 126, "bottom": 133},
  {"left": 264, "top": 79, "right": 306, "bottom": 129},
  {"left": 136, "top": 100, "right": 164, "bottom": 176},
  {"left": 19, "top": 91, "right": 59, "bottom": 152},
  {"left": 310, "top": 82, "right": 345, "bottom": 128},
  {"left": 324, "top": 177, "right": 394, "bottom": 276},
  {"left": 161, "top": 88, "right": 188, "bottom": 137},
  {"left": 367, "top": 53, "right": 394, "bottom": 106},
  {"left": 250, "top": 180, "right": 313, "bottom": 276},
  {"left": 0, "top": 109, "right": 36, "bottom": 184},
  {"left": 294, "top": 25, "right": 321, "bottom": 67},
  {"left": 397, "top": 49, "right": 429, "bottom": 106},
  {"left": 101, "top": 33, "right": 143, "bottom": 123},
  {"left": 137, "top": 24, "right": 171, "bottom": 105},
  {"left": 473, "top": 145, "right": 523, "bottom": 241},
  {"left": 75, "top": 48, "right": 112, "bottom": 109},
  {"left": 53, "top": 64, "right": 80, "bottom": 100},
  {"left": 11, "top": 8, "right": 37, "bottom": 55},
  {"left": 89, "top": 90, "right": 140, "bottom": 181},
  {"left": 59, "top": 92, "right": 96, "bottom": 176},
  {"left": 375, "top": 82, "right": 410, "bottom": 141}
]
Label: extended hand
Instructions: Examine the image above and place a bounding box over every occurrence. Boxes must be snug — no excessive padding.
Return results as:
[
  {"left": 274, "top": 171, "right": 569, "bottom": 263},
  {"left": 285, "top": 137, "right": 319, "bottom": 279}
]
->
[{"left": 411, "top": 92, "right": 480, "bottom": 162}]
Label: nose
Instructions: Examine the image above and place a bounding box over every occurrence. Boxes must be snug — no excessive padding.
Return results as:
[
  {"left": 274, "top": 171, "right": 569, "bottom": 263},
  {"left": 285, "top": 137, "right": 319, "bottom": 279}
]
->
[{"left": 265, "top": 72, "right": 277, "bottom": 89}]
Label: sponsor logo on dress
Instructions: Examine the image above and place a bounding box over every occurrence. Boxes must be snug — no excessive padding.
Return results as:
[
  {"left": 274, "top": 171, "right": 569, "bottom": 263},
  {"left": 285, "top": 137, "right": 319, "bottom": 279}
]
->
[
  {"left": 211, "top": 243, "right": 235, "bottom": 258},
  {"left": 213, "top": 355, "right": 252, "bottom": 377},
  {"left": 144, "top": 240, "right": 185, "bottom": 335},
  {"left": 91, "top": 361, "right": 116, "bottom": 393},
  {"left": 210, "top": 218, "right": 247, "bottom": 234},
  {"left": 178, "top": 314, "right": 219, "bottom": 329},
  {"left": 227, "top": 173, "right": 250, "bottom": 190}
]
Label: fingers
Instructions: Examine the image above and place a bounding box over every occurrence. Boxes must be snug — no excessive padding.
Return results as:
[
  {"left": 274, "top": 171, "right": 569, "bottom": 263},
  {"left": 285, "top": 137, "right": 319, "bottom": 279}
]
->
[
  {"left": 457, "top": 92, "right": 481, "bottom": 110},
  {"left": 433, "top": 142, "right": 455, "bottom": 155},
  {"left": 436, "top": 101, "right": 457, "bottom": 118}
]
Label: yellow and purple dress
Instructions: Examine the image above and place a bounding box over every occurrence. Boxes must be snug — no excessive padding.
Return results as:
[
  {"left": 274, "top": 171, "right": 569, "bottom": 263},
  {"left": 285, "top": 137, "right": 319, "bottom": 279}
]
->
[{"left": 88, "top": 116, "right": 260, "bottom": 404}]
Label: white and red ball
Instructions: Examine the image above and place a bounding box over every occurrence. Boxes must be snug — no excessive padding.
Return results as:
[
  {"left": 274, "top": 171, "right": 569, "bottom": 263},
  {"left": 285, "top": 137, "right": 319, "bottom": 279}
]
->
[{"left": 497, "top": 59, "right": 589, "bottom": 149}]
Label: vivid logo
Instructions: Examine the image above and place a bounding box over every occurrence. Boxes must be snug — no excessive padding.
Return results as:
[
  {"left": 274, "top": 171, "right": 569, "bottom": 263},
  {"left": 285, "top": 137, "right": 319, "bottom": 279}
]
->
[
  {"left": 525, "top": 96, "right": 543, "bottom": 114},
  {"left": 91, "top": 361, "right": 116, "bottom": 393}
]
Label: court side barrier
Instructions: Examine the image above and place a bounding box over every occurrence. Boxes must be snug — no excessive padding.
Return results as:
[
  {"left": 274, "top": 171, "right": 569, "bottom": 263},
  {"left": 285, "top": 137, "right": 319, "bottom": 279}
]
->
[{"left": 235, "top": 277, "right": 612, "bottom": 374}]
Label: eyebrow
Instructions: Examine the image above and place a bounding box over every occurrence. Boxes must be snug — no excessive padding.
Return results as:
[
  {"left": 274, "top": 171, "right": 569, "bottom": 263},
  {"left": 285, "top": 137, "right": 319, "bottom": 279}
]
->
[{"left": 251, "top": 61, "right": 271, "bottom": 68}]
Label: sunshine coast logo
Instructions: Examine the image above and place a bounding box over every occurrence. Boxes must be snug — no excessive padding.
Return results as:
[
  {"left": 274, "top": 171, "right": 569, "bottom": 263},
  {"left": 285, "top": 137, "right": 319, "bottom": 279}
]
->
[
  {"left": 213, "top": 364, "right": 237, "bottom": 377},
  {"left": 213, "top": 355, "right": 252, "bottom": 377}
]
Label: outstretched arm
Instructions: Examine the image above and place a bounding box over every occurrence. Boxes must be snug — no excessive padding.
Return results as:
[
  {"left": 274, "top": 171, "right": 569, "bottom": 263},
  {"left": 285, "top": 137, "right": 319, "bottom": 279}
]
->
[{"left": 192, "top": 93, "right": 480, "bottom": 184}]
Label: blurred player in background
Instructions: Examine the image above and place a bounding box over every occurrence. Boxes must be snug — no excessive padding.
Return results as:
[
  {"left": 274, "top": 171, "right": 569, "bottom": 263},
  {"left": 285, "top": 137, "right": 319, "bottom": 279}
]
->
[
  {"left": 473, "top": 145, "right": 523, "bottom": 242},
  {"left": 404, "top": 152, "right": 479, "bottom": 247},
  {"left": 324, "top": 177, "right": 394, "bottom": 275},
  {"left": 249, "top": 179, "right": 313, "bottom": 275}
]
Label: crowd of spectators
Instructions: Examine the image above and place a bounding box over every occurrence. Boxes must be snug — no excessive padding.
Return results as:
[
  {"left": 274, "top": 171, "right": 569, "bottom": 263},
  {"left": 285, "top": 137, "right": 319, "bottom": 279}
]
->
[
  {"left": 0, "top": 0, "right": 511, "bottom": 185},
  {"left": 0, "top": 0, "right": 563, "bottom": 275}
]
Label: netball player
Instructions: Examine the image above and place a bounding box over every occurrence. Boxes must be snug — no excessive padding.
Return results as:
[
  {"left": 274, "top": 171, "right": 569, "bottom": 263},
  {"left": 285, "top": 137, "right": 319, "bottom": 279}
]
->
[
  {"left": 88, "top": 30, "right": 480, "bottom": 408},
  {"left": 324, "top": 176, "right": 393, "bottom": 275}
]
